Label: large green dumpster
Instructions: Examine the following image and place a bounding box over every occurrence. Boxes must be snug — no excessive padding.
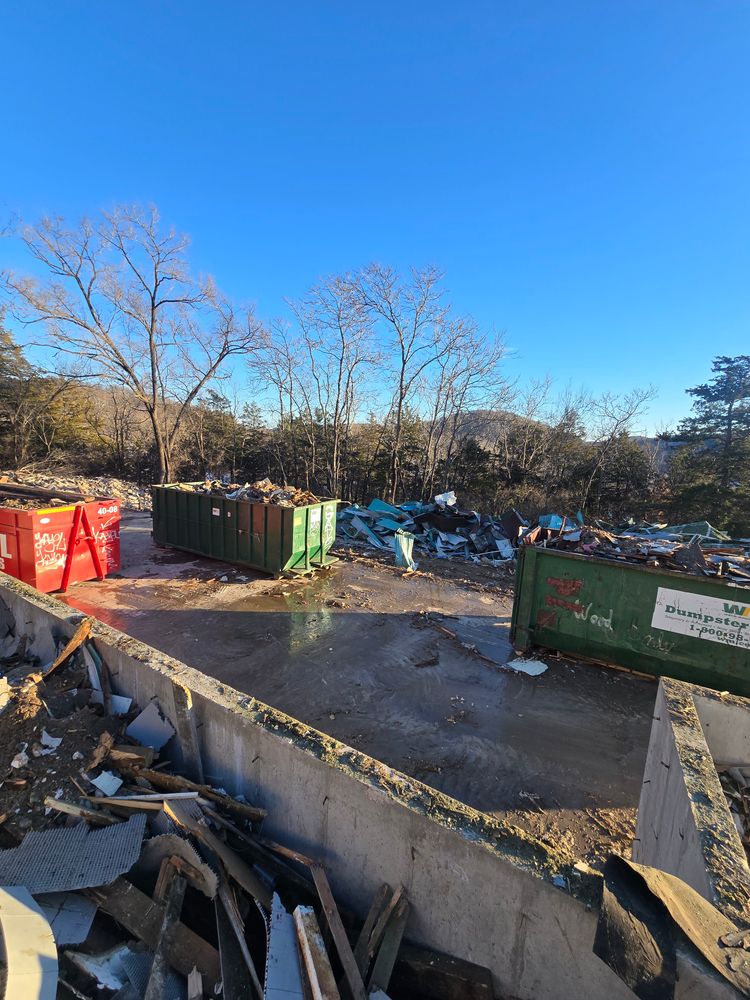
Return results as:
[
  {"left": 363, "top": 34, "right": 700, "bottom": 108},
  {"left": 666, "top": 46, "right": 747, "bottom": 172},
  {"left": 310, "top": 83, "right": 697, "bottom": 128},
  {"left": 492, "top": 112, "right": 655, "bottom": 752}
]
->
[
  {"left": 151, "top": 486, "right": 339, "bottom": 575},
  {"left": 511, "top": 546, "right": 750, "bottom": 696}
]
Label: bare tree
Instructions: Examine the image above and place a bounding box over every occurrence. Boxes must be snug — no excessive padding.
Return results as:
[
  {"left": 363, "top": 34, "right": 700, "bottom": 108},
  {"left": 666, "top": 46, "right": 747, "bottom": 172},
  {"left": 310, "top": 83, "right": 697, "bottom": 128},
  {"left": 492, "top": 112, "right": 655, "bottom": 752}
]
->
[
  {"left": 578, "top": 386, "right": 656, "bottom": 511},
  {"left": 349, "top": 264, "right": 446, "bottom": 501},
  {"left": 4, "top": 206, "right": 262, "bottom": 482},
  {"left": 288, "top": 275, "right": 376, "bottom": 497}
]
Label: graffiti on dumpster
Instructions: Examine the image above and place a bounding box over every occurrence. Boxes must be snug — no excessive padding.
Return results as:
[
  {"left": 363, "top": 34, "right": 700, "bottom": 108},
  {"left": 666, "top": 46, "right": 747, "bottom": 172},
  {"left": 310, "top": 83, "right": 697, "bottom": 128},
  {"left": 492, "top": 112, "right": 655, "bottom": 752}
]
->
[
  {"left": 545, "top": 595, "right": 587, "bottom": 615},
  {"left": 323, "top": 506, "right": 336, "bottom": 547},
  {"left": 546, "top": 576, "right": 584, "bottom": 597},
  {"left": 652, "top": 587, "right": 750, "bottom": 651},
  {"left": 34, "top": 530, "right": 67, "bottom": 570},
  {"left": 544, "top": 581, "right": 614, "bottom": 631}
]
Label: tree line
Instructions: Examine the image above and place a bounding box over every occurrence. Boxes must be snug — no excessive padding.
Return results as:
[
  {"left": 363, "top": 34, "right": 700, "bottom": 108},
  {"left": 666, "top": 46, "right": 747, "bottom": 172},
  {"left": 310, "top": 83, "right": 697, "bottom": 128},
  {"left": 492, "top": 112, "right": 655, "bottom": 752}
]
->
[{"left": 1, "top": 206, "right": 748, "bottom": 533}]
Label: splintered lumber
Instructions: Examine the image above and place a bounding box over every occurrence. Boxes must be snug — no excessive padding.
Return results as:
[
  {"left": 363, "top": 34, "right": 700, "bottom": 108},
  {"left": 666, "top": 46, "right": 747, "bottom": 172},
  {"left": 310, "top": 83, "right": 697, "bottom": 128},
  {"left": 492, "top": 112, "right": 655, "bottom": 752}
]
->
[
  {"left": 116, "top": 766, "right": 266, "bottom": 822},
  {"left": 368, "top": 895, "right": 410, "bottom": 993},
  {"left": 217, "top": 883, "right": 263, "bottom": 999},
  {"left": 164, "top": 800, "right": 273, "bottom": 909},
  {"left": 109, "top": 744, "right": 156, "bottom": 768},
  {"left": 88, "top": 877, "right": 220, "bottom": 982},
  {"left": 356, "top": 884, "right": 405, "bottom": 976},
  {"left": 44, "top": 618, "right": 93, "bottom": 678},
  {"left": 309, "top": 864, "right": 367, "bottom": 1000},
  {"left": 200, "top": 805, "right": 316, "bottom": 901},
  {"left": 293, "top": 906, "right": 341, "bottom": 1000},
  {"left": 353, "top": 884, "right": 391, "bottom": 974},
  {"left": 144, "top": 870, "right": 186, "bottom": 1000},
  {"left": 43, "top": 796, "right": 121, "bottom": 826},
  {"left": 171, "top": 683, "right": 205, "bottom": 784}
]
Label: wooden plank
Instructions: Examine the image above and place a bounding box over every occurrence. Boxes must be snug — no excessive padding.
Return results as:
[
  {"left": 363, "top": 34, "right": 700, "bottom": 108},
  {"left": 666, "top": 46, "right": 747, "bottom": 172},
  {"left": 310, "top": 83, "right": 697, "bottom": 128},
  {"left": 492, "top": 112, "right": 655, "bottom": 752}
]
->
[
  {"left": 43, "top": 796, "right": 120, "bottom": 826},
  {"left": 217, "top": 883, "right": 263, "bottom": 999},
  {"left": 88, "top": 877, "right": 220, "bottom": 983},
  {"left": 144, "top": 870, "right": 186, "bottom": 1000},
  {"left": 115, "top": 765, "right": 266, "bottom": 822},
  {"left": 165, "top": 800, "right": 272, "bottom": 909},
  {"left": 309, "top": 865, "right": 367, "bottom": 1000},
  {"left": 215, "top": 892, "right": 257, "bottom": 1000},
  {"left": 172, "top": 682, "right": 205, "bottom": 784},
  {"left": 352, "top": 884, "right": 391, "bottom": 975},
  {"left": 368, "top": 896, "right": 409, "bottom": 994},
  {"left": 43, "top": 618, "right": 93, "bottom": 678},
  {"left": 293, "top": 906, "right": 341, "bottom": 1000},
  {"left": 357, "top": 884, "right": 405, "bottom": 975}
]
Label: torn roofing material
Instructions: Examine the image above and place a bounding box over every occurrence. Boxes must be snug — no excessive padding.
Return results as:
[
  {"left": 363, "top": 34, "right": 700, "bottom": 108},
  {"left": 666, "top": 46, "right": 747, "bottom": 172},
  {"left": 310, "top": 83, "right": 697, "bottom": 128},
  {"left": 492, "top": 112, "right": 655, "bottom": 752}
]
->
[{"left": 0, "top": 813, "right": 146, "bottom": 894}]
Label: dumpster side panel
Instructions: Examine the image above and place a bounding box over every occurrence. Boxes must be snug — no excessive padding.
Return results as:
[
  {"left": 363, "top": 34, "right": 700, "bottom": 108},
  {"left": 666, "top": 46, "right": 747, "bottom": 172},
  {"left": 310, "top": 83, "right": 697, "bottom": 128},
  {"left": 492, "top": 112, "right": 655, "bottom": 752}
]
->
[
  {"left": 151, "top": 487, "right": 339, "bottom": 576},
  {"left": 0, "top": 500, "right": 119, "bottom": 593},
  {"left": 511, "top": 547, "right": 750, "bottom": 696}
]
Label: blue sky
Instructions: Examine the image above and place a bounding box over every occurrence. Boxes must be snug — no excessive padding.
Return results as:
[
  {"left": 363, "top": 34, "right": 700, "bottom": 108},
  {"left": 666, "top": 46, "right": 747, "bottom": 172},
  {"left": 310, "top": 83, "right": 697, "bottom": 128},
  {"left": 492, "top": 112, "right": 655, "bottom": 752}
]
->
[{"left": 1, "top": 2, "right": 748, "bottom": 432}]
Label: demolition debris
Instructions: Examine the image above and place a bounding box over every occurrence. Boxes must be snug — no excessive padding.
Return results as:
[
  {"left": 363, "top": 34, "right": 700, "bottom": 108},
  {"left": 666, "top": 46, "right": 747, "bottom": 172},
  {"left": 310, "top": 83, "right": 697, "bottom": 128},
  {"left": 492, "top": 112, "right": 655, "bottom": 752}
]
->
[
  {"left": 163, "top": 477, "right": 323, "bottom": 508},
  {"left": 339, "top": 493, "right": 750, "bottom": 586},
  {"left": 0, "top": 609, "right": 492, "bottom": 999}
]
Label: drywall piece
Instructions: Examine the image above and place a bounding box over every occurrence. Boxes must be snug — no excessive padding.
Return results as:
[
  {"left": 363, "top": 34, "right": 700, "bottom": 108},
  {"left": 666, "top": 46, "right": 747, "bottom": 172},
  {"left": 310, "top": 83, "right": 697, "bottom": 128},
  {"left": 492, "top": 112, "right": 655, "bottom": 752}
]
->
[
  {"left": 91, "top": 690, "right": 133, "bottom": 714},
  {"left": 506, "top": 657, "right": 548, "bottom": 676},
  {"left": 67, "top": 943, "right": 131, "bottom": 991},
  {"left": 37, "top": 891, "right": 97, "bottom": 945},
  {"left": 0, "top": 813, "right": 146, "bottom": 893},
  {"left": 0, "top": 885, "right": 57, "bottom": 999},
  {"left": 135, "top": 834, "right": 218, "bottom": 898},
  {"left": 265, "top": 893, "right": 305, "bottom": 999},
  {"left": 126, "top": 700, "right": 176, "bottom": 750},
  {"left": 91, "top": 770, "right": 124, "bottom": 796}
]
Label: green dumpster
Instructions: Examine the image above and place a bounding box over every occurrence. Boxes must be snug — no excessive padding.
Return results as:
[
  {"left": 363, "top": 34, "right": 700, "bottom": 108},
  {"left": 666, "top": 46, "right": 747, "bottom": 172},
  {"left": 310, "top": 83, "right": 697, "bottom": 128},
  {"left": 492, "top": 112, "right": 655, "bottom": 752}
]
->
[
  {"left": 151, "top": 486, "right": 339, "bottom": 575},
  {"left": 510, "top": 546, "right": 750, "bottom": 696}
]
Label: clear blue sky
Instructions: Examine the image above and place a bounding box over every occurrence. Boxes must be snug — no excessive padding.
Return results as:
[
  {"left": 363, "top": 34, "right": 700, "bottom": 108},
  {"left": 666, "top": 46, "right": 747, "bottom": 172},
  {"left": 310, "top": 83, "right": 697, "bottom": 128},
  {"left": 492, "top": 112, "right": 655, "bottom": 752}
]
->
[{"left": 1, "top": 2, "right": 748, "bottom": 432}]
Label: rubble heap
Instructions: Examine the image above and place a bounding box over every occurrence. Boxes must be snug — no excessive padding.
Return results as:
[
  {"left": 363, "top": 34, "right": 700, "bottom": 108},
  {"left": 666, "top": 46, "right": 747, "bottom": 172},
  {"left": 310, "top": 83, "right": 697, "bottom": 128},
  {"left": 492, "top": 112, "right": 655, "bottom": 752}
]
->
[
  {"left": 0, "top": 613, "right": 492, "bottom": 998},
  {"left": 1, "top": 472, "right": 150, "bottom": 511},
  {"left": 164, "top": 478, "right": 322, "bottom": 508},
  {"left": 340, "top": 493, "right": 750, "bottom": 586},
  {"left": 338, "top": 492, "right": 521, "bottom": 568}
]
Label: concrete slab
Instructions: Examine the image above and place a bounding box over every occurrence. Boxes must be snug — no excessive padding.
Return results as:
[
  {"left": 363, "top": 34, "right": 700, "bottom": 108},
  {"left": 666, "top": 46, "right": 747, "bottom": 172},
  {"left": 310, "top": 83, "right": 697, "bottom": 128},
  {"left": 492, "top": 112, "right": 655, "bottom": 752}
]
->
[{"left": 62, "top": 511, "right": 657, "bottom": 866}]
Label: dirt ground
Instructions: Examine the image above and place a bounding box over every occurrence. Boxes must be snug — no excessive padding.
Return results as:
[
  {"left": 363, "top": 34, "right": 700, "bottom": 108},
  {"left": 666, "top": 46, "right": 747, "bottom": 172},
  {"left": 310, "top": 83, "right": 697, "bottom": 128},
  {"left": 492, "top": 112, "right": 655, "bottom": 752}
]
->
[{"left": 61, "top": 511, "right": 658, "bottom": 869}]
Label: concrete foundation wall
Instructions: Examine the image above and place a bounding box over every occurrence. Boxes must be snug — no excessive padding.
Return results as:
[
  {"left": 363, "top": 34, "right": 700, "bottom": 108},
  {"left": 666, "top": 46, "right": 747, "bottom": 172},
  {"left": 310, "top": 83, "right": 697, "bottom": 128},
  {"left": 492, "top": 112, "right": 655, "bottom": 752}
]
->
[
  {"left": 1, "top": 575, "right": 742, "bottom": 999},
  {"left": 634, "top": 678, "right": 750, "bottom": 924}
]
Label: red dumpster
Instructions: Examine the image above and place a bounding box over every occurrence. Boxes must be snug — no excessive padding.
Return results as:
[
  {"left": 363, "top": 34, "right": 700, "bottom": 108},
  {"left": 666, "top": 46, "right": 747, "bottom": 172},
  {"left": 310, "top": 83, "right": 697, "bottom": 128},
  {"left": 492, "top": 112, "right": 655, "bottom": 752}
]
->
[{"left": 0, "top": 486, "right": 120, "bottom": 593}]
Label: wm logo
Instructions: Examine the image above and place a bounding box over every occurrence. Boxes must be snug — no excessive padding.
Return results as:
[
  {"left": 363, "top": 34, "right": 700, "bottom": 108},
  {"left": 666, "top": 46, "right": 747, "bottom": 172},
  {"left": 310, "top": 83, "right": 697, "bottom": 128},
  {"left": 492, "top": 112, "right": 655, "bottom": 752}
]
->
[{"left": 724, "top": 603, "right": 750, "bottom": 617}]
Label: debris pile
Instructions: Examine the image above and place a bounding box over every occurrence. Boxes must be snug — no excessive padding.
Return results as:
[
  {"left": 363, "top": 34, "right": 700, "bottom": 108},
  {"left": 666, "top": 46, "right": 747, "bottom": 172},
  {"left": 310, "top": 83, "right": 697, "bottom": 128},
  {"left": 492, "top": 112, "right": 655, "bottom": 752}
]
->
[
  {"left": 1, "top": 471, "right": 149, "bottom": 510},
  {"left": 719, "top": 765, "right": 750, "bottom": 864},
  {"left": 340, "top": 493, "right": 750, "bottom": 585},
  {"left": 521, "top": 516, "right": 750, "bottom": 587},
  {"left": 338, "top": 493, "right": 520, "bottom": 568},
  {"left": 0, "top": 611, "right": 493, "bottom": 998},
  {"left": 164, "top": 478, "right": 322, "bottom": 508}
]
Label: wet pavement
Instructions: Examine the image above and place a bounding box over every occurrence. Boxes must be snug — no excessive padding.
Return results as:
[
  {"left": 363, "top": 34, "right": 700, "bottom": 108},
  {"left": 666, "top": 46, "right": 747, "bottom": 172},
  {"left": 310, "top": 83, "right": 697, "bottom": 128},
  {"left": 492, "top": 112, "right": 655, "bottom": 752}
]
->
[{"left": 63, "top": 511, "right": 658, "bottom": 865}]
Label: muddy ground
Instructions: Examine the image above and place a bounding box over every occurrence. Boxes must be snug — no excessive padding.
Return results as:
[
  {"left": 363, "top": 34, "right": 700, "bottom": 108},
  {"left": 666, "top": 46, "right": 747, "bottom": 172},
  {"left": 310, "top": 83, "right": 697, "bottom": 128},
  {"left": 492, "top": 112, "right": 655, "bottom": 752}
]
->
[{"left": 62, "top": 511, "right": 657, "bottom": 869}]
